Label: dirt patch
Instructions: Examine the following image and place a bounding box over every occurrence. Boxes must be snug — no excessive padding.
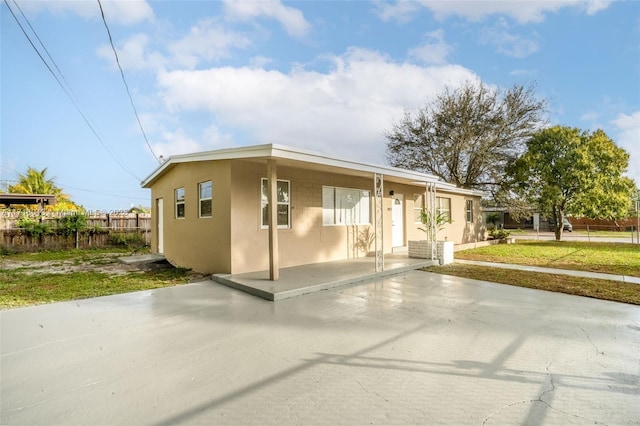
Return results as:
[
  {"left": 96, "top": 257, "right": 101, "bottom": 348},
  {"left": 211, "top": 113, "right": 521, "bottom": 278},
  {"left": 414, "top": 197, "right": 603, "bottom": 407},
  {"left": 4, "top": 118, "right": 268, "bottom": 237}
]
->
[{"left": 2, "top": 254, "right": 148, "bottom": 276}]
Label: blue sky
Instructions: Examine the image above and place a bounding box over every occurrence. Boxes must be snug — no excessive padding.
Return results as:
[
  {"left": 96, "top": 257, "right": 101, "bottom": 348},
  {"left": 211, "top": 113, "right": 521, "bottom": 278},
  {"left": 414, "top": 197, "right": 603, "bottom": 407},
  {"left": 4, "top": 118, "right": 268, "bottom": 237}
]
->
[{"left": 2, "top": 0, "right": 639, "bottom": 211}]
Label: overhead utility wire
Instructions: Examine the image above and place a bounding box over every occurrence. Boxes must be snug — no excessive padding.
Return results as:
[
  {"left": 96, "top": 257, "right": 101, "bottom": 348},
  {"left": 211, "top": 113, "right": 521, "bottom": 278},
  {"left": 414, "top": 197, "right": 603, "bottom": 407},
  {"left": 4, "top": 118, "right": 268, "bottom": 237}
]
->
[
  {"left": 97, "top": 0, "right": 161, "bottom": 164},
  {"left": 3, "top": 0, "right": 141, "bottom": 182},
  {"left": 12, "top": 0, "right": 73, "bottom": 93},
  {"left": 60, "top": 183, "right": 149, "bottom": 200}
]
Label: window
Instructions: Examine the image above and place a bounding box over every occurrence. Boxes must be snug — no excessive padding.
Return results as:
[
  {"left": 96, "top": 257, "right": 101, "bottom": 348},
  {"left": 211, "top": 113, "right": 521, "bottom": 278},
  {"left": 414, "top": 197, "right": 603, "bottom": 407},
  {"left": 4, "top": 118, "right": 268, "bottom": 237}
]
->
[
  {"left": 436, "top": 197, "right": 451, "bottom": 222},
  {"left": 199, "top": 181, "right": 212, "bottom": 218},
  {"left": 261, "top": 178, "right": 290, "bottom": 228},
  {"left": 322, "top": 186, "right": 370, "bottom": 225},
  {"left": 466, "top": 200, "right": 473, "bottom": 223},
  {"left": 175, "top": 188, "right": 185, "bottom": 219},
  {"left": 413, "top": 194, "right": 424, "bottom": 224}
]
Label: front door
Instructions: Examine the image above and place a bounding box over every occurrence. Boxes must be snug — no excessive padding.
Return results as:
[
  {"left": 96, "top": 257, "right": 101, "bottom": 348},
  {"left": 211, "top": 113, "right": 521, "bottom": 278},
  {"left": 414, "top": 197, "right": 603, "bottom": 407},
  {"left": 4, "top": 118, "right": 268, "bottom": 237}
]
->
[
  {"left": 156, "top": 198, "right": 164, "bottom": 254},
  {"left": 392, "top": 194, "right": 404, "bottom": 247}
]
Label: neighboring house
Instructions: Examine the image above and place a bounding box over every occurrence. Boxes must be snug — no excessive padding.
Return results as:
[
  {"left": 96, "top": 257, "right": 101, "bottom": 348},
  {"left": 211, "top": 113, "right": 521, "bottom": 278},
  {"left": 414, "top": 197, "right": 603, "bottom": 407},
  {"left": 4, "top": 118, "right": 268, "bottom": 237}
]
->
[
  {"left": 141, "top": 144, "right": 485, "bottom": 276},
  {"left": 0, "top": 194, "right": 56, "bottom": 210}
]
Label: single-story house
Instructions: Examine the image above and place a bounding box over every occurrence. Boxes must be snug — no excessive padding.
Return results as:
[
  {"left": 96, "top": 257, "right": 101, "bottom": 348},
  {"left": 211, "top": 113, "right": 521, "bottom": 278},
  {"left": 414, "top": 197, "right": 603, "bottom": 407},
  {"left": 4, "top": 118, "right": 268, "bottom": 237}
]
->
[{"left": 141, "top": 144, "right": 485, "bottom": 277}]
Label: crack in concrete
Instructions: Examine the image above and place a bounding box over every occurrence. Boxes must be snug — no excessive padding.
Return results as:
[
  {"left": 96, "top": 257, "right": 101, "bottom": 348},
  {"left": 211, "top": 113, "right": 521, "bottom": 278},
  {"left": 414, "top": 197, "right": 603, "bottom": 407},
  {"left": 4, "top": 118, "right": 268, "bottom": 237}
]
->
[
  {"left": 577, "top": 324, "right": 604, "bottom": 356},
  {"left": 354, "top": 379, "right": 389, "bottom": 403},
  {"left": 482, "top": 365, "right": 555, "bottom": 425},
  {"left": 482, "top": 398, "right": 538, "bottom": 425},
  {"left": 482, "top": 364, "right": 607, "bottom": 425}
]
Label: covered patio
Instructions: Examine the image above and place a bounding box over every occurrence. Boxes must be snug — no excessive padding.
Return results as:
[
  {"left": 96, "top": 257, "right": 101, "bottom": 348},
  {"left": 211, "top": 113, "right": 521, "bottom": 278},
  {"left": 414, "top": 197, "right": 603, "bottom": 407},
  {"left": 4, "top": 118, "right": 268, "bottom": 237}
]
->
[{"left": 212, "top": 254, "right": 437, "bottom": 301}]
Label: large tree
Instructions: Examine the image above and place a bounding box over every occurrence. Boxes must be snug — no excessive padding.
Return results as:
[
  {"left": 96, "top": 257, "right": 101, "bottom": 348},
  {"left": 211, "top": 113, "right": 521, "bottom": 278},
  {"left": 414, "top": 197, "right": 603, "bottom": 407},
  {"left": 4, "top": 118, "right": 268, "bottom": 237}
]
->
[
  {"left": 385, "top": 81, "right": 546, "bottom": 192},
  {"left": 507, "top": 126, "right": 637, "bottom": 241}
]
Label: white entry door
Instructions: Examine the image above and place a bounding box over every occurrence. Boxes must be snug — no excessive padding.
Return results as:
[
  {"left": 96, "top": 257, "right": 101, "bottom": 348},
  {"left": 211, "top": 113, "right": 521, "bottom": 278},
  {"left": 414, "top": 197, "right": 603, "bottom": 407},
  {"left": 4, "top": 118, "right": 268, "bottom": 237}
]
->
[
  {"left": 392, "top": 194, "right": 404, "bottom": 247},
  {"left": 156, "top": 198, "right": 164, "bottom": 254}
]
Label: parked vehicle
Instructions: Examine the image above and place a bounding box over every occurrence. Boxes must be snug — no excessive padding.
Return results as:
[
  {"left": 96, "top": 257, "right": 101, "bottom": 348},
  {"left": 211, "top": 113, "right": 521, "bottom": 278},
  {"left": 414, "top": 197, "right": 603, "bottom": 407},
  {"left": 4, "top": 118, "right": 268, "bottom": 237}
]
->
[{"left": 548, "top": 217, "right": 573, "bottom": 232}]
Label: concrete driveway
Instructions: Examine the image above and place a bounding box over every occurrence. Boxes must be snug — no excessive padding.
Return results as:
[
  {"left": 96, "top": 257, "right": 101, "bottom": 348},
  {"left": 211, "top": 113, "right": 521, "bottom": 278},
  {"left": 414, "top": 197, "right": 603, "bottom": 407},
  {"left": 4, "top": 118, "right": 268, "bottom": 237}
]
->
[{"left": 2, "top": 271, "right": 639, "bottom": 425}]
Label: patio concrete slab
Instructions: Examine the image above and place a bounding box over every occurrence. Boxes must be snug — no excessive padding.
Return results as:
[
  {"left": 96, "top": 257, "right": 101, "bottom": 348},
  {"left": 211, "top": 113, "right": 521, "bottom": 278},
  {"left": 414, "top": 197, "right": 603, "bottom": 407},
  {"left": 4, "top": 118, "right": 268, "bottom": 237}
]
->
[
  {"left": 212, "top": 254, "right": 437, "bottom": 300},
  {"left": 117, "top": 253, "right": 166, "bottom": 265},
  {"left": 2, "top": 271, "right": 639, "bottom": 425}
]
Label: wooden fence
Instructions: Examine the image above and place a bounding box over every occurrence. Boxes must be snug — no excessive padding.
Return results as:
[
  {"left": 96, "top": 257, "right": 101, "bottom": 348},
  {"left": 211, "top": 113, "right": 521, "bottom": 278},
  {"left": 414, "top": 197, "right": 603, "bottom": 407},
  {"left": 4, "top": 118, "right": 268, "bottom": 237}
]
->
[{"left": 0, "top": 211, "right": 151, "bottom": 252}]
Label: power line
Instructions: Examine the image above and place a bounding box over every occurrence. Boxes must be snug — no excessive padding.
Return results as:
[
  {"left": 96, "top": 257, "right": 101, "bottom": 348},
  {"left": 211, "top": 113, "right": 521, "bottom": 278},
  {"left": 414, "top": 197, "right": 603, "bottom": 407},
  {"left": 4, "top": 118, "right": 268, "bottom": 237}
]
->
[
  {"left": 97, "top": 0, "right": 161, "bottom": 164},
  {"left": 1, "top": 175, "right": 148, "bottom": 200},
  {"left": 12, "top": 0, "right": 73, "bottom": 94},
  {"left": 60, "top": 183, "right": 149, "bottom": 200},
  {"left": 3, "top": 0, "right": 142, "bottom": 182}
]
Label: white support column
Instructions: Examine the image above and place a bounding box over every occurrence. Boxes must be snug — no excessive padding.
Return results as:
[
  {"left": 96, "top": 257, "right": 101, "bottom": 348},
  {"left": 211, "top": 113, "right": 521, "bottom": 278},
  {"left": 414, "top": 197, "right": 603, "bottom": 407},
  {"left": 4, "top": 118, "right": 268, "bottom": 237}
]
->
[
  {"left": 426, "top": 182, "right": 437, "bottom": 260},
  {"left": 374, "top": 173, "right": 384, "bottom": 272},
  {"left": 267, "top": 159, "right": 279, "bottom": 281}
]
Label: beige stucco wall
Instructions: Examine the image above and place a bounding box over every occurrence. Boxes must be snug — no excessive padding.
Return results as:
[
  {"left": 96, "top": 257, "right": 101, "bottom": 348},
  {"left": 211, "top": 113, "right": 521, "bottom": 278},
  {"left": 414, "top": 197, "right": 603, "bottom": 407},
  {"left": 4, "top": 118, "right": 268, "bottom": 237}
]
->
[
  {"left": 150, "top": 160, "right": 232, "bottom": 274},
  {"left": 228, "top": 161, "right": 381, "bottom": 274},
  {"left": 148, "top": 158, "right": 484, "bottom": 274},
  {"left": 381, "top": 183, "right": 485, "bottom": 246}
]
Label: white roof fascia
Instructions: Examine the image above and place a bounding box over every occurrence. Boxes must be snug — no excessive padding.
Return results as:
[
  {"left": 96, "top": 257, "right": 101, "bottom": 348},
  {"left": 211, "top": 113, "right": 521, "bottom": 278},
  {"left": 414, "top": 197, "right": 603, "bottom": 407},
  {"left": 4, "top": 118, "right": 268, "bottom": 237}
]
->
[
  {"left": 141, "top": 144, "right": 275, "bottom": 187},
  {"left": 268, "top": 144, "right": 441, "bottom": 184},
  {"left": 141, "top": 143, "right": 485, "bottom": 197}
]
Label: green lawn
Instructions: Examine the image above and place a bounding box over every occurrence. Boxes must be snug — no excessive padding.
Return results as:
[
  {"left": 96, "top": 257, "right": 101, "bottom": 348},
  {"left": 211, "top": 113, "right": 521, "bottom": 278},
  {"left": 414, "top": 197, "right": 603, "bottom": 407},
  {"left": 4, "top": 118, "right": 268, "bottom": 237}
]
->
[
  {"left": 425, "top": 240, "right": 640, "bottom": 305},
  {"left": 0, "top": 248, "right": 206, "bottom": 309},
  {"left": 455, "top": 240, "right": 640, "bottom": 277}
]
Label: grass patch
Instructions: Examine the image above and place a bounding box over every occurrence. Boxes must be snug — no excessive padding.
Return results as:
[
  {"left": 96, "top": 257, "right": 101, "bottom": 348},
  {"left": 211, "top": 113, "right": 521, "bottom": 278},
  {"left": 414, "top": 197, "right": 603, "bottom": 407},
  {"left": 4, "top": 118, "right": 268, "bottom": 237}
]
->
[
  {"left": 0, "top": 267, "right": 197, "bottom": 309},
  {"left": 456, "top": 240, "right": 640, "bottom": 277},
  {"left": 0, "top": 248, "right": 202, "bottom": 309},
  {"left": 423, "top": 264, "right": 640, "bottom": 305}
]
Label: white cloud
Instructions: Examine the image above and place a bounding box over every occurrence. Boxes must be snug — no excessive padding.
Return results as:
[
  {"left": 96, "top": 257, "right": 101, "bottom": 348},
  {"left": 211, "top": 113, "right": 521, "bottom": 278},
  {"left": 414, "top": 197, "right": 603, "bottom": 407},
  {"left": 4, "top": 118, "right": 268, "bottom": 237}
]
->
[
  {"left": 21, "top": 0, "right": 154, "bottom": 25},
  {"left": 374, "top": 0, "right": 422, "bottom": 23},
  {"left": 481, "top": 19, "right": 539, "bottom": 57},
  {"left": 156, "top": 48, "right": 478, "bottom": 163},
  {"left": 96, "top": 19, "right": 252, "bottom": 72},
  {"left": 611, "top": 111, "right": 640, "bottom": 187},
  {"left": 249, "top": 56, "right": 274, "bottom": 68},
  {"left": 580, "top": 111, "right": 600, "bottom": 122},
  {"left": 150, "top": 125, "right": 236, "bottom": 160},
  {"left": 97, "top": 33, "right": 165, "bottom": 71},
  {"left": 408, "top": 29, "right": 453, "bottom": 65},
  {"left": 510, "top": 69, "right": 538, "bottom": 76},
  {"left": 377, "top": 0, "right": 613, "bottom": 24},
  {"left": 151, "top": 128, "right": 201, "bottom": 159},
  {"left": 99, "top": 0, "right": 155, "bottom": 25},
  {"left": 168, "top": 19, "right": 252, "bottom": 69},
  {"left": 584, "top": 0, "right": 615, "bottom": 15},
  {"left": 223, "top": 0, "right": 311, "bottom": 38}
]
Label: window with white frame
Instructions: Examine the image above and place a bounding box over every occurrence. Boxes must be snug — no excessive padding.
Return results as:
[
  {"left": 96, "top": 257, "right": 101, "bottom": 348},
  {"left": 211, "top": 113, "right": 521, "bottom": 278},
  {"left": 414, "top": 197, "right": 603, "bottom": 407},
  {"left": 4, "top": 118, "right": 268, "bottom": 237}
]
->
[
  {"left": 199, "top": 181, "right": 212, "bottom": 218},
  {"left": 436, "top": 197, "right": 451, "bottom": 222},
  {"left": 261, "top": 178, "right": 290, "bottom": 228},
  {"left": 322, "top": 186, "right": 370, "bottom": 225},
  {"left": 413, "top": 194, "right": 424, "bottom": 224},
  {"left": 465, "top": 199, "right": 473, "bottom": 223},
  {"left": 175, "top": 187, "right": 185, "bottom": 219}
]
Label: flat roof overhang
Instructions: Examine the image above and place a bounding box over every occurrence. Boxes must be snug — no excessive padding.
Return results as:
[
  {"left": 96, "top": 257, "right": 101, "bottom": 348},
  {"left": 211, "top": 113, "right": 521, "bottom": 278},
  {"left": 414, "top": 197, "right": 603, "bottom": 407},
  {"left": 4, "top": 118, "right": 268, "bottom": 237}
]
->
[
  {"left": 141, "top": 144, "right": 485, "bottom": 197},
  {"left": 0, "top": 194, "right": 57, "bottom": 206}
]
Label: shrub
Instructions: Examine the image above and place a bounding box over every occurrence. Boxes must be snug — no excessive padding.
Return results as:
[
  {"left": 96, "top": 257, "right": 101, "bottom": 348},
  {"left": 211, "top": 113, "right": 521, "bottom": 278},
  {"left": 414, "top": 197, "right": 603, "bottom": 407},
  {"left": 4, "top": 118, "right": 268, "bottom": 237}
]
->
[
  {"left": 57, "top": 213, "right": 88, "bottom": 237},
  {"left": 108, "top": 232, "right": 145, "bottom": 248},
  {"left": 15, "top": 215, "right": 51, "bottom": 238},
  {"left": 489, "top": 228, "right": 511, "bottom": 240}
]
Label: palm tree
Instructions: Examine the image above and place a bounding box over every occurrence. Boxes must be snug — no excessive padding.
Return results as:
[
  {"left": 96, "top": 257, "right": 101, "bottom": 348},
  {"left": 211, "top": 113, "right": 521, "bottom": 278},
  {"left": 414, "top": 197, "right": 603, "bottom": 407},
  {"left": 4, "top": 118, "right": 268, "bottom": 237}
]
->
[
  {"left": 8, "top": 167, "right": 61, "bottom": 195},
  {"left": 8, "top": 167, "right": 81, "bottom": 211}
]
